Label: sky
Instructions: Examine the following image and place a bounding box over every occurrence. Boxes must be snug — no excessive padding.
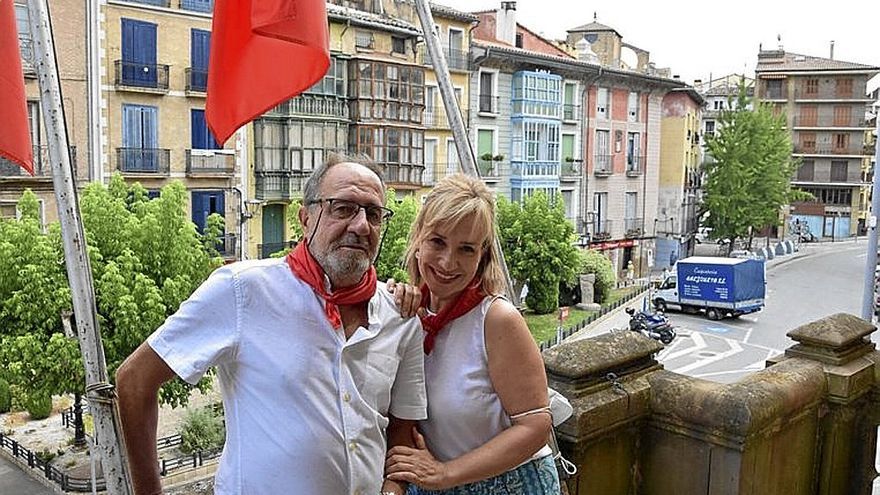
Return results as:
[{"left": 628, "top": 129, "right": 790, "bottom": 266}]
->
[{"left": 437, "top": 0, "right": 880, "bottom": 90}]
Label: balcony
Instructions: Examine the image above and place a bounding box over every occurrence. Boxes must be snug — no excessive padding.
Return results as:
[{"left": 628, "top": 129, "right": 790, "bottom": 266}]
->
[
  {"left": 266, "top": 94, "right": 348, "bottom": 120},
  {"left": 116, "top": 148, "right": 170, "bottom": 175},
  {"left": 793, "top": 145, "right": 867, "bottom": 156},
  {"left": 114, "top": 60, "right": 170, "bottom": 92},
  {"left": 19, "top": 36, "right": 34, "bottom": 76},
  {"left": 592, "top": 219, "right": 612, "bottom": 241},
  {"left": 511, "top": 161, "right": 559, "bottom": 178},
  {"left": 384, "top": 164, "right": 424, "bottom": 188},
  {"left": 424, "top": 106, "right": 449, "bottom": 129},
  {"left": 792, "top": 116, "right": 869, "bottom": 128},
  {"left": 477, "top": 159, "right": 502, "bottom": 179},
  {"left": 180, "top": 0, "right": 213, "bottom": 12},
  {"left": 419, "top": 46, "right": 469, "bottom": 72},
  {"left": 593, "top": 155, "right": 612, "bottom": 176},
  {"left": 759, "top": 87, "right": 788, "bottom": 100},
  {"left": 185, "top": 67, "right": 207, "bottom": 93},
  {"left": 477, "top": 95, "right": 501, "bottom": 115},
  {"left": 255, "top": 170, "right": 308, "bottom": 201},
  {"left": 258, "top": 240, "right": 297, "bottom": 259},
  {"left": 562, "top": 104, "right": 579, "bottom": 121},
  {"left": 560, "top": 159, "right": 582, "bottom": 178},
  {"left": 626, "top": 156, "right": 644, "bottom": 177},
  {"left": 211, "top": 233, "right": 237, "bottom": 258},
  {"left": 185, "top": 150, "right": 235, "bottom": 176},
  {"left": 624, "top": 218, "right": 644, "bottom": 238},
  {"left": 0, "top": 146, "right": 77, "bottom": 178}
]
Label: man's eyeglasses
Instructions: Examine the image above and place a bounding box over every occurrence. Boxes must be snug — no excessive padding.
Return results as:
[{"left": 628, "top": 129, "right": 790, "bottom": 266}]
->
[{"left": 308, "top": 198, "right": 394, "bottom": 226}]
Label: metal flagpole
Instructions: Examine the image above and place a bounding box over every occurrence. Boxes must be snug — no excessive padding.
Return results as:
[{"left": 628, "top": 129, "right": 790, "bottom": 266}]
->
[
  {"left": 861, "top": 102, "right": 880, "bottom": 321},
  {"left": 26, "top": 1, "right": 132, "bottom": 493},
  {"left": 412, "top": 0, "right": 520, "bottom": 306}
]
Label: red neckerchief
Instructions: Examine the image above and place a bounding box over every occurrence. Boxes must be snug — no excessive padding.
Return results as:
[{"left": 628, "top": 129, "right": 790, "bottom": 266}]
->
[
  {"left": 286, "top": 242, "right": 377, "bottom": 329},
  {"left": 419, "top": 280, "right": 485, "bottom": 354}
]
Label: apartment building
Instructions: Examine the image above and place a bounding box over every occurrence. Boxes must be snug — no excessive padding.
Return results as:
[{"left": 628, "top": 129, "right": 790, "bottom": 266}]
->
[
  {"left": 695, "top": 74, "right": 753, "bottom": 147},
  {"left": 756, "top": 48, "right": 879, "bottom": 238},
  {"left": 656, "top": 88, "right": 704, "bottom": 270},
  {"left": 2, "top": 1, "right": 88, "bottom": 225},
  {"left": 99, "top": 0, "right": 239, "bottom": 258}
]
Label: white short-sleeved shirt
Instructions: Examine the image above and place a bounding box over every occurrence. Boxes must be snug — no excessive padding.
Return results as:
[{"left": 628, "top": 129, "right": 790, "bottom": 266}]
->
[{"left": 148, "top": 258, "right": 427, "bottom": 495}]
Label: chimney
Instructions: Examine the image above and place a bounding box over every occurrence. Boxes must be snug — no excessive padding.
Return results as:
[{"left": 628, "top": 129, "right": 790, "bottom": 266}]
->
[
  {"left": 830, "top": 40, "right": 835, "bottom": 60},
  {"left": 496, "top": 1, "right": 517, "bottom": 45},
  {"left": 694, "top": 79, "right": 703, "bottom": 87}
]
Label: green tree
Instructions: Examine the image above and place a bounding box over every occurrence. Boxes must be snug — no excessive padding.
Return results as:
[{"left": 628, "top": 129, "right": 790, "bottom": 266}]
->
[
  {"left": 0, "top": 177, "right": 221, "bottom": 420},
  {"left": 578, "top": 249, "right": 615, "bottom": 304},
  {"left": 703, "top": 84, "right": 806, "bottom": 250},
  {"left": 497, "top": 193, "right": 580, "bottom": 314},
  {"left": 375, "top": 191, "right": 419, "bottom": 282}
]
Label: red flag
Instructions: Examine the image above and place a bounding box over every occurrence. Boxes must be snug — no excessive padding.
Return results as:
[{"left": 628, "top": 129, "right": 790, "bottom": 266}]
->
[
  {"left": 206, "top": 0, "right": 330, "bottom": 145},
  {"left": 0, "top": 0, "right": 34, "bottom": 175}
]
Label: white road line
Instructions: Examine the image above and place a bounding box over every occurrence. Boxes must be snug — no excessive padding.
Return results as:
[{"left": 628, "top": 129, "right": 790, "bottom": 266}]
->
[
  {"left": 743, "top": 327, "right": 754, "bottom": 343},
  {"left": 656, "top": 332, "right": 690, "bottom": 360},
  {"left": 673, "top": 338, "right": 743, "bottom": 374},
  {"left": 660, "top": 331, "right": 707, "bottom": 361},
  {"left": 691, "top": 369, "right": 752, "bottom": 379}
]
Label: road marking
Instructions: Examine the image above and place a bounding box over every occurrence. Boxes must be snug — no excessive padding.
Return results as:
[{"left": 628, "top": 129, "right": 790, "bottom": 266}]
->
[
  {"left": 705, "top": 326, "right": 730, "bottom": 334},
  {"left": 672, "top": 337, "right": 743, "bottom": 374},
  {"left": 743, "top": 327, "right": 754, "bottom": 343},
  {"left": 660, "top": 331, "right": 707, "bottom": 361}
]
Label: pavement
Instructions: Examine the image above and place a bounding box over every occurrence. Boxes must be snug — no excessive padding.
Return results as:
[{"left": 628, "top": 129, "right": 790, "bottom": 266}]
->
[{"left": 0, "top": 452, "right": 56, "bottom": 495}]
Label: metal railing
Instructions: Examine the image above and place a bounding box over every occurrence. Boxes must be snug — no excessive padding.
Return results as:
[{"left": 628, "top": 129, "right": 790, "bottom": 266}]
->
[
  {"left": 419, "top": 46, "right": 469, "bottom": 71},
  {"left": 563, "top": 104, "right": 580, "bottom": 121},
  {"left": 477, "top": 95, "right": 501, "bottom": 114},
  {"left": 592, "top": 219, "right": 612, "bottom": 240},
  {"left": 0, "top": 146, "right": 77, "bottom": 177},
  {"left": 477, "top": 159, "right": 502, "bottom": 178},
  {"left": 759, "top": 88, "right": 788, "bottom": 100},
  {"left": 593, "top": 155, "right": 612, "bottom": 176},
  {"left": 185, "top": 67, "right": 207, "bottom": 92},
  {"left": 19, "top": 36, "right": 34, "bottom": 74},
  {"left": 116, "top": 148, "right": 170, "bottom": 174},
  {"left": 624, "top": 218, "right": 644, "bottom": 238},
  {"left": 793, "top": 145, "right": 866, "bottom": 155},
  {"left": 259, "top": 240, "right": 297, "bottom": 259},
  {"left": 626, "top": 155, "right": 644, "bottom": 176},
  {"left": 180, "top": 0, "right": 213, "bottom": 12},
  {"left": 384, "top": 164, "right": 425, "bottom": 186},
  {"left": 792, "top": 116, "right": 868, "bottom": 127},
  {"left": 114, "top": 60, "right": 170, "bottom": 90},
  {"left": 560, "top": 159, "right": 581, "bottom": 177},
  {"left": 511, "top": 161, "right": 560, "bottom": 177},
  {"left": 424, "top": 106, "right": 450, "bottom": 129},
  {"left": 185, "top": 149, "right": 235, "bottom": 175},
  {"left": 254, "top": 170, "right": 308, "bottom": 201},
  {"left": 267, "top": 94, "right": 349, "bottom": 119}
]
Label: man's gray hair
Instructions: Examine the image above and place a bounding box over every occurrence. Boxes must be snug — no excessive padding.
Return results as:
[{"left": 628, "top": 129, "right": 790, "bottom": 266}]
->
[{"left": 302, "top": 152, "right": 386, "bottom": 205}]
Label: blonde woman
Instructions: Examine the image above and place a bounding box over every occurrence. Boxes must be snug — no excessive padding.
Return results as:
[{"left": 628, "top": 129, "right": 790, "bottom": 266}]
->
[{"left": 385, "top": 174, "right": 559, "bottom": 494}]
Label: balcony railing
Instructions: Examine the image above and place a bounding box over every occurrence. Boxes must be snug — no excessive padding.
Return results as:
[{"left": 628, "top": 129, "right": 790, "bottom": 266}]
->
[
  {"left": 0, "top": 146, "right": 77, "bottom": 177},
  {"left": 593, "top": 155, "right": 612, "bottom": 176},
  {"left": 511, "top": 161, "right": 559, "bottom": 177},
  {"left": 19, "top": 36, "right": 34, "bottom": 75},
  {"left": 562, "top": 104, "right": 579, "bottom": 121},
  {"left": 384, "top": 164, "right": 424, "bottom": 187},
  {"left": 592, "top": 219, "right": 612, "bottom": 241},
  {"left": 180, "top": 0, "right": 213, "bottom": 12},
  {"left": 209, "top": 233, "right": 237, "bottom": 258},
  {"left": 254, "top": 170, "right": 308, "bottom": 201},
  {"left": 185, "top": 150, "right": 235, "bottom": 176},
  {"left": 185, "top": 67, "right": 208, "bottom": 92},
  {"left": 624, "top": 218, "right": 644, "bottom": 238},
  {"left": 258, "top": 240, "right": 297, "bottom": 259},
  {"left": 560, "top": 159, "right": 581, "bottom": 177},
  {"left": 626, "top": 155, "right": 644, "bottom": 176},
  {"left": 424, "top": 106, "right": 450, "bottom": 129},
  {"left": 114, "top": 60, "right": 170, "bottom": 91},
  {"left": 116, "top": 148, "right": 170, "bottom": 174},
  {"left": 419, "top": 46, "right": 469, "bottom": 71},
  {"left": 267, "top": 94, "right": 349, "bottom": 119},
  {"left": 759, "top": 87, "right": 788, "bottom": 100},
  {"left": 792, "top": 116, "right": 868, "bottom": 127},
  {"left": 477, "top": 159, "right": 502, "bottom": 178},
  {"left": 477, "top": 95, "right": 501, "bottom": 114},
  {"left": 793, "top": 145, "right": 866, "bottom": 156}
]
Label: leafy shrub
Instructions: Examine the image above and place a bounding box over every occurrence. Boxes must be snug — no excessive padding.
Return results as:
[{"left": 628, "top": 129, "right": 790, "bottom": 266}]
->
[
  {"left": 0, "top": 379, "right": 10, "bottom": 413},
  {"left": 525, "top": 271, "right": 560, "bottom": 315},
  {"left": 578, "top": 250, "right": 616, "bottom": 304},
  {"left": 180, "top": 407, "right": 225, "bottom": 454},
  {"left": 26, "top": 393, "right": 52, "bottom": 420}
]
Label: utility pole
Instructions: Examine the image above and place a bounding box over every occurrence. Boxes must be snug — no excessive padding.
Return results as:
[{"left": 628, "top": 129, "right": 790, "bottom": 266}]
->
[
  {"left": 412, "top": 0, "right": 519, "bottom": 305},
  {"left": 861, "top": 102, "right": 880, "bottom": 321},
  {"left": 27, "top": 1, "right": 132, "bottom": 493}
]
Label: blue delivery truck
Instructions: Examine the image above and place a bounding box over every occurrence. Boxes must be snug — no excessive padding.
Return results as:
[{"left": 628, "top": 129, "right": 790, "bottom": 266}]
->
[{"left": 652, "top": 256, "right": 766, "bottom": 320}]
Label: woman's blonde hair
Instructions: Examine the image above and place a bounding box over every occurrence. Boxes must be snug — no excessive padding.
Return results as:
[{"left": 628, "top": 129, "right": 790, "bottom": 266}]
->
[{"left": 404, "top": 174, "right": 506, "bottom": 295}]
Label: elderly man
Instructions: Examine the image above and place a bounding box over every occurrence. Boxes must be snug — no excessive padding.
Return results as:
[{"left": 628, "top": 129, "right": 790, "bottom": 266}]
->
[{"left": 116, "top": 154, "right": 426, "bottom": 495}]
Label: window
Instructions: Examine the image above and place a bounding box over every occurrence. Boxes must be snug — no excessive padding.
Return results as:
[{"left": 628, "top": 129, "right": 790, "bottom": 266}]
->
[
  {"left": 349, "top": 61, "right": 424, "bottom": 124},
  {"left": 191, "top": 109, "right": 220, "bottom": 150},
  {"left": 832, "top": 133, "right": 849, "bottom": 152},
  {"left": 391, "top": 36, "right": 406, "bottom": 55},
  {"left": 796, "top": 160, "right": 814, "bottom": 181},
  {"left": 799, "top": 132, "right": 816, "bottom": 151},
  {"left": 713, "top": 100, "right": 724, "bottom": 110},
  {"left": 830, "top": 161, "right": 848, "bottom": 182},
  {"left": 561, "top": 134, "right": 575, "bottom": 164},
  {"left": 352, "top": 126, "right": 423, "bottom": 166},
  {"left": 181, "top": 0, "right": 213, "bottom": 13},
  {"left": 477, "top": 129, "right": 495, "bottom": 169},
  {"left": 355, "top": 31, "right": 374, "bottom": 50},
  {"left": 189, "top": 29, "right": 210, "bottom": 91},
  {"left": 628, "top": 92, "right": 639, "bottom": 122},
  {"left": 308, "top": 56, "right": 347, "bottom": 96},
  {"left": 563, "top": 82, "right": 576, "bottom": 120},
  {"left": 804, "top": 78, "right": 819, "bottom": 96},
  {"left": 594, "top": 129, "right": 610, "bottom": 173},
  {"left": 801, "top": 187, "right": 852, "bottom": 205},
  {"left": 512, "top": 120, "right": 559, "bottom": 163},
  {"left": 191, "top": 191, "right": 225, "bottom": 235},
  {"left": 121, "top": 104, "right": 159, "bottom": 171},
  {"left": 833, "top": 106, "right": 852, "bottom": 127},
  {"left": 254, "top": 120, "right": 347, "bottom": 172},
  {"left": 836, "top": 78, "right": 853, "bottom": 97},
  {"left": 478, "top": 71, "right": 496, "bottom": 113},
  {"left": 705, "top": 120, "right": 715, "bottom": 137},
  {"left": 626, "top": 132, "right": 640, "bottom": 171},
  {"left": 625, "top": 192, "right": 638, "bottom": 220},
  {"left": 515, "top": 32, "right": 523, "bottom": 48},
  {"left": 593, "top": 192, "right": 608, "bottom": 232},
  {"left": 14, "top": 3, "right": 33, "bottom": 69},
  {"left": 799, "top": 105, "right": 817, "bottom": 126},
  {"left": 596, "top": 87, "right": 609, "bottom": 119},
  {"left": 512, "top": 71, "right": 562, "bottom": 118},
  {"left": 121, "top": 18, "right": 158, "bottom": 87},
  {"left": 765, "top": 80, "right": 783, "bottom": 99}
]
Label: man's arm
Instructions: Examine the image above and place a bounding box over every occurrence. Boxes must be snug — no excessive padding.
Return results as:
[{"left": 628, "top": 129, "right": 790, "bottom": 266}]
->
[
  {"left": 382, "top": 416, "right": 419, "bottom": 495},
  {"left": 116, "top": 343, "right": 177, "bottom": 495}
]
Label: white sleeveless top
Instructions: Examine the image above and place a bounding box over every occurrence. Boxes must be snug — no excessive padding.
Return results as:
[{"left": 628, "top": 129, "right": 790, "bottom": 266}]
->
[{"left": 419, "top": 296, "right": 552, "bottom": 463}]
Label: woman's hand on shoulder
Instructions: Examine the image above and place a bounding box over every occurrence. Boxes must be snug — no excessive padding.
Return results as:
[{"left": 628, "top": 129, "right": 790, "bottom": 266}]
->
[{"left": 386, "top": 278, "right": 423, "bottom": 318}]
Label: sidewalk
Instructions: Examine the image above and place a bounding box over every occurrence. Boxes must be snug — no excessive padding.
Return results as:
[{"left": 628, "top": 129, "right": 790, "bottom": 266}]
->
[{"left": 0, "top": 452, "right": 56, "bottom": 495}]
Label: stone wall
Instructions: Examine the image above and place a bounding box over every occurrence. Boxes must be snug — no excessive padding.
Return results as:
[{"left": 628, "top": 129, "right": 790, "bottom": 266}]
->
[{"left": 545, "top": 313, "right": 879, "bottom": 495}]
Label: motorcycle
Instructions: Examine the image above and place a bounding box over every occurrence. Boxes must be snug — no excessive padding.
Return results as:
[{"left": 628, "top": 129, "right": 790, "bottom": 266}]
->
[{"left": 625, "top": 307, "right": 676, "bottom": 344}]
